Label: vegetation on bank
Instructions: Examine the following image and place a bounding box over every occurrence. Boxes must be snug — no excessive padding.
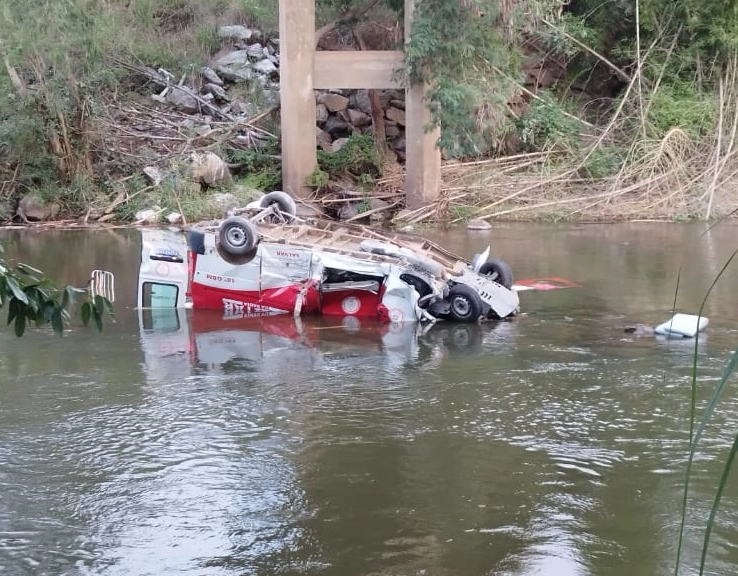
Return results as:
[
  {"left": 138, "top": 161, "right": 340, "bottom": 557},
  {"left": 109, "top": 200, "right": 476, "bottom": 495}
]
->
[{"left": 1, "top": 0, "right": 737, "bottom": 224}]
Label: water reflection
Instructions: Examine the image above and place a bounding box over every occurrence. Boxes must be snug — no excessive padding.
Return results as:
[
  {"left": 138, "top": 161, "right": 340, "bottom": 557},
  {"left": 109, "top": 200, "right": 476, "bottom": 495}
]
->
[{"left": 138, "top": 308, "right": 519, "bottom": 381}]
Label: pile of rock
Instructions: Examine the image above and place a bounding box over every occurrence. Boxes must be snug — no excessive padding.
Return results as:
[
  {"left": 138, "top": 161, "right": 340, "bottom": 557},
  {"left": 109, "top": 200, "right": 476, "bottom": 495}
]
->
[
  {"left": 315, "top": 88, "right": 406, "bottom": 160},
  {"left": 153, "top": 24, "right": 408, "bottom": 161}
]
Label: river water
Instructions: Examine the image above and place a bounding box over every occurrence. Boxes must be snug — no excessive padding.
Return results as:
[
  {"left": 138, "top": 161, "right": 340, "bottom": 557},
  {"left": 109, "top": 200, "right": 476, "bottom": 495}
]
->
[{"left": 2, "top": 222, "right": 738, "bottom": 576}]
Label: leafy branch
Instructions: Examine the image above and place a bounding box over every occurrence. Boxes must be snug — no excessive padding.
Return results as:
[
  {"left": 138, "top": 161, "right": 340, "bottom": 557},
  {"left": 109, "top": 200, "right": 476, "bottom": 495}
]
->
[{"left": 0, "top": 243, "right": 113, "bottom": 337}]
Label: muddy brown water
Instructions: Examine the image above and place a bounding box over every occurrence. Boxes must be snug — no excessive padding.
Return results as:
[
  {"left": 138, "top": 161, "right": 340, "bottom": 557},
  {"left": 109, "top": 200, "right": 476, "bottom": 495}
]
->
[{"left": 2, "top": 222, "right": 738, "bottom": 576}]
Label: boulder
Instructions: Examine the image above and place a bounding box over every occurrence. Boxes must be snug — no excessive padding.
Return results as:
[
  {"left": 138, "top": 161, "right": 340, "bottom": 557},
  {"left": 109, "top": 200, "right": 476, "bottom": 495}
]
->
[
  {"left": 202, "top": 82, "right": 230, "bottom": 102},
  {"left": 316, "top": 103, "right": 329, "bottom": 123},
  {"left": 214, "top": 51, "right": 253, "bottom": 83},
  {"left": 218, "top": 25, "right": 253, "bottom": 41},
  {"left": 134, "top": 206, "right": 163, "bottom": 225},
  {"left": 16, "top": 195, "right": 60, "bottom": 222},
  {"left": 143, "top": 166, "right": 164, "bottom": 186},
  {"left": 319, "top": 93, "right": 349, "bottom": 112},
  {"left": 347, "top": 108, "right": 371, "bottom": 128},
  {"left": 165, "top": 86, "right": 200, "bottom": 114},
  {"left": 466, "top": 218, "right": 492, "bottom": 231},
  {"left": 253, "top": 58, "right": 278, "bottom": 77},
  {"left": 200, "top": 66, "right": 224, "bottom": 86},
  {"left": 247, "top": 43, "right": 264, "bottom": 58},
  {"left": 188, "top": 151, "right": 233, "bottom": 186},
  {"left": 385, "top": 106, "right": 406, "bottom": 126}
]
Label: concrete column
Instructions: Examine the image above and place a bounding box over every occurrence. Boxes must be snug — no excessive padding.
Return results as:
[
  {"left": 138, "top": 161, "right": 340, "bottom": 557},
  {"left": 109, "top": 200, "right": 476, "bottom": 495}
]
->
[
  {"left": 279, "top": 0, "right": 317, "bottom": 199},
  {"left": 404, "top": 0, "right": 441, "bottom": 209}
]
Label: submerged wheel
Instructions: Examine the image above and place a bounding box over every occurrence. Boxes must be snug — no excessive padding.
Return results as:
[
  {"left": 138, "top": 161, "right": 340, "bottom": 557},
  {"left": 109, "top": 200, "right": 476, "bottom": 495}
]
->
[
  {"left": 259, "top": 191, "right": 297, "bottom": 223},
  {"left": 478, "top": 258, "right": 514, "bottom": 289},
  {"left": 218, "top": 216, "right": 258, "bottom": 256},
  {"left": 447, "top": 284, "right": 484, "bottom": 322}
]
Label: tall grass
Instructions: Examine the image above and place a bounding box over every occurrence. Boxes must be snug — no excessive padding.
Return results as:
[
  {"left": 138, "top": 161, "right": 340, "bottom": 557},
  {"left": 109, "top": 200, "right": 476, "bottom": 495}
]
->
[{"left": 673, "top": 222, "right": 738, "bottom": 575}]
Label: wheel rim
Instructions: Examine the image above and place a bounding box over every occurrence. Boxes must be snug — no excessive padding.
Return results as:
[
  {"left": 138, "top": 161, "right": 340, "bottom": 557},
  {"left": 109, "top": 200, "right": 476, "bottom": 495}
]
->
[
  {"left": 226, "top": 226, "right": 247, "bottom": 247},
  {"left": 451, "top": 295, "right": 471, "bottom": 318}
]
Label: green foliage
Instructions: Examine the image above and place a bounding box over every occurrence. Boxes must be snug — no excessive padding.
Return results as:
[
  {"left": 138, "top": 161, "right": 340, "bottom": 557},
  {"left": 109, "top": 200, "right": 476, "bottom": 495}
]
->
[
  {"left": 517, "top": 93, "right": 581, "bottom": 151},
  {"left": 226, "top": 141, "right": 282, "bottom": 191},
  {"left": 646, "top": 82, "right": 717, "bottom": 140},
  {"left": 0, "top": 243, "right": 113, "bottom": 337},
  {"left": 316, "top": 134, "right": 381, "bottom": 177},
  {"left": 306, "top": 168, "right": 330, "bottom": 189},
  {"left": 581, "top": 146, "right": 627, "bottom": 178},
  {"left": 405, "top": 0, "right": 519, "bottom": 157}
]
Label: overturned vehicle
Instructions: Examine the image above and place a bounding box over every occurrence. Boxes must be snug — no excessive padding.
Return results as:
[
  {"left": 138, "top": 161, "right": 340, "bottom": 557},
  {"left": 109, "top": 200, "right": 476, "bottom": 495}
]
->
[{"left": 137, "top": 192, "right": 520, "bottom": 323}]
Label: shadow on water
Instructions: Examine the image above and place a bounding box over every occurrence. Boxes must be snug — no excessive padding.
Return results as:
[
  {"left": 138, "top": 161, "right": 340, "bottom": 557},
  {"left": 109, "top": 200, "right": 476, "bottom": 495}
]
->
[{"left": 2, "top": 222, "right": 738, "bottom": 575}]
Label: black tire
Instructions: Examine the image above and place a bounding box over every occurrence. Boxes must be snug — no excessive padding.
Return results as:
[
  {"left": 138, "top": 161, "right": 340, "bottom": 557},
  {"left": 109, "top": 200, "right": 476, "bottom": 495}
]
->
[
  {"left": 447, "top": 284, "right": 483, "bottom": 322},
  {"left": 218, "top": 216, "right": 258, "bottom": 256},
  {"left": 260, "top": 191, "right": 297, "bottom": 223},
  {"left": 478, "top": 258, "right": 514, "bottom": 289}
]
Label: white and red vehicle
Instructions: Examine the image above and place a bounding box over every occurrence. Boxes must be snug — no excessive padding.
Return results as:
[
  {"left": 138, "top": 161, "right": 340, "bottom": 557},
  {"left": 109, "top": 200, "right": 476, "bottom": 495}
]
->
[{"left": 136, "top": 192, "right": 521, "bottom": 324}]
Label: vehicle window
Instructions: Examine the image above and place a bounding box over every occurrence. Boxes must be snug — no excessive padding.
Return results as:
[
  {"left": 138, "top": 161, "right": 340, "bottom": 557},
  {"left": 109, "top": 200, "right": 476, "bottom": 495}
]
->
[{"left": 142, "top": 282, "right": 179, "bottom": 308}]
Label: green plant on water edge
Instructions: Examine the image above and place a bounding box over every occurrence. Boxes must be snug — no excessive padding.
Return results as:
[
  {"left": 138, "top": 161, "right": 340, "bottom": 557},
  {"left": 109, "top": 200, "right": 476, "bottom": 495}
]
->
[
  {"left": 0, "top": 243, "right": 114, "bottom": 338},
  {"left": 673, "top": 220, "right": 738, "bottom": 576}
]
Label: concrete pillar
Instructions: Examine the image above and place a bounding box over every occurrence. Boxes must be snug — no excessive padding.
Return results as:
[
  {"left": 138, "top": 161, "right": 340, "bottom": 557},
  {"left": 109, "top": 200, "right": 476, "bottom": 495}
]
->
[
  {"left": 278, "top": 0, "right": 317, "bottom": 199},
  {"left": 404, "top": 0, "right": 441, "bottom": 209}
]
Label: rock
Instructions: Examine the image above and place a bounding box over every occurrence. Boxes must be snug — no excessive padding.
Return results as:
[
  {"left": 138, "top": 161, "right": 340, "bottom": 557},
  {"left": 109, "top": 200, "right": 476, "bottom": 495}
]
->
[
  {"left": 390, "top": 98, "right": 405, "bottom": 110},
  {"left": 385, "top": 106, "right": 406, "bottom": 126},
  {"left": 214, "top": 51, "right": 253, "bottom": 83},
  {"left": 16, "top": 195, "right": 60, "bottom": 222},
  {"left": 211, "top": 192, "right": 239, "bottom": 214},
  {"left": 253, "top": 58, "right": 278, "bottom": 76},
  {"left": 166, "top": 212, "right": 184, "bottom": 225},
  {"left": 218, "top": 25, "right": 253, "bottom": 41},
  {"left": 467, "top": 218, "right": 492, "bottom": 230},
  {"left": 200, "top": 66, "right": 224, "bottom": 86},
  {"left": 392, "top": 137, "right": 406, "bottom": 151},
  {"left": 134, "top": 207, "right": 163, "bottom": 225},
  {"left": 202, "top": 82, "right": 230, "bottom": 102},
  {"left": 188, "top": 151, "right": 233, "bottom": 186},
  {"left": 347, "top": 108, "right": 371, "bottom": 128},
  {"left": 385, "top": 124, "right": 401, "bottom": 138},
  {"left": 247, "top": 43, "right": 264, "bottom": 58},
  {"left": 316, "top": 126, "right": 332, "bottom": 151},
  {"left": 165, "top": 86, "right": 200, "bottom": 114},
  {"left": 143, "top": 166, "right": 164, "bottom": 186},
  {"left": 332, "top": 137, "right": 349, "bottom": 152},
  {"left": 338, "top": 202, "right": 360, "bottom": 220},
  {"left": 624, "top": 324, "right": 655, "bottom": 337},
  {"left": 318, "top": 92, "right": 349, "bottom": 112},
  {"left": 323, "top": 115, "right": 351, "bottom": 137},
  {"left": 316, "top": 103, "right": 329, "bottom": 123}
]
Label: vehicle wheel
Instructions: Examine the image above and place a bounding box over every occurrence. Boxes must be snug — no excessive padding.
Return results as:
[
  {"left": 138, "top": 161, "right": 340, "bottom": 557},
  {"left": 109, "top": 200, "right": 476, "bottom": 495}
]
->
[
  {"left": 260, "top": 191, "right": 297, "bottom": 223},
  {"left": 478, "top": 258, "right": 514, "bottom": 289},
  {"left": 447, "top": 284, "right": 483, "bottom": 322},
  {"left": 218, "top": 216, "right": 258, "bottom": 256}
]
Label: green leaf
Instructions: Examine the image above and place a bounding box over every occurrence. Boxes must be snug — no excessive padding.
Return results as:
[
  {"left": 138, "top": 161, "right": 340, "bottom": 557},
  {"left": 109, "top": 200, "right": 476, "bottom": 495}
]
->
[
  {"left": 81, "top": 301, "right": 91, "bottom": 326},
  {"left": 91, "top": 304, "right": 103, "bottom": 332},
  {"left": 7, "top": 297, "right": 20, "bottom": 326},
  {"left": 14, "top": 313, "right": 26, "bottom": 338},
  {"left": 51, "top": 306, "right": 64, "bottom": 335},
  {"left": 6, "top": 276, "right": 29, "bottom": 305},
  {"left": 94, "top": 294, "right": 115, "bottom": 319}
]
